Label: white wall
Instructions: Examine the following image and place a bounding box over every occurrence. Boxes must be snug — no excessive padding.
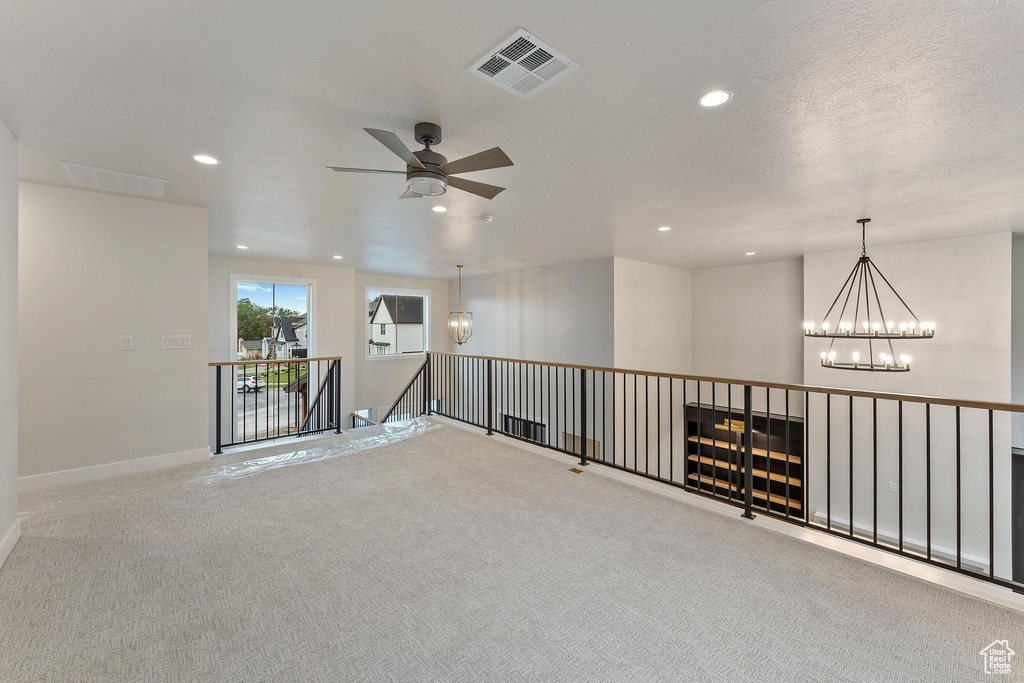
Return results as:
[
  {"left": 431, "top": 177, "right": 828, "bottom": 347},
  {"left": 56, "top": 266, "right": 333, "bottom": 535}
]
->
[
  {"left": 450, "top": 258, "right": 615, "bottom": 366},
  {"left": 692, "top": 259, "right": 804, "bottom": 384},
  {"left": 355, "top": 274, "right": 449, "bottom": 417},
  {"left": 208, "top": 257, "right": 356, "bottom": 444},
  {"left": 18, "top": 183, "right": 209, "bottom": 482},
  {"left": 0, "top": 119, "right": 19, "bottom": 567},
  {"left": 804, "top": 232, "right": 1013, "bottom": 576},
  {"left": 609, "top": 258, "right": 691, "bottom": 473},
  {"left": 1012, "top": 235, "right": 1024, "bottom": 447},
  {"left": 613, "top": 257, "right": 692, "bottom": 374}
]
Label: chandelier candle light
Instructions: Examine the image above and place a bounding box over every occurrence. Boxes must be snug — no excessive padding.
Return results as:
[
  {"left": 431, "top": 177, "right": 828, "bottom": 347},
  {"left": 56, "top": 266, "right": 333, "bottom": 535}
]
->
[
  {"left": 448, "top": 265, "right": 473, "bottom": 345},
  {"left": 804, "top": 218, "right": 934, "bottom": 372}
]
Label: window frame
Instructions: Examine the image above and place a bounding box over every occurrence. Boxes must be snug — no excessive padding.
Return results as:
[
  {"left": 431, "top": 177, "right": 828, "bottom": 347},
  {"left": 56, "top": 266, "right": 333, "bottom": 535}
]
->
[{"left": 365, "top": 286, "right": 429, "bottom": 361}]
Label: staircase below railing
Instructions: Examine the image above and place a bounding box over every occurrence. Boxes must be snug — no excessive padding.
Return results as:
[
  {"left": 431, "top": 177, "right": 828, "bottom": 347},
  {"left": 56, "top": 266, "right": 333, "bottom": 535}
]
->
[
  {"left": 380, "top": 359, "right": 429, "bottom": 424},
  {"left": 210, "top": 356, "right": 343, "bottom": 452}
]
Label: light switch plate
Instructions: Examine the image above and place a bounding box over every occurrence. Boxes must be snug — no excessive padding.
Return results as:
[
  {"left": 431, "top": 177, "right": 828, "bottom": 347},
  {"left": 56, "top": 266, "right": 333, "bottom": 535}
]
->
[
  {"left": 161, "top": 335, "right": 192, "bottom": 350},
  {"left": 119, "top": 335, "right": 134, "bottom": 351}
]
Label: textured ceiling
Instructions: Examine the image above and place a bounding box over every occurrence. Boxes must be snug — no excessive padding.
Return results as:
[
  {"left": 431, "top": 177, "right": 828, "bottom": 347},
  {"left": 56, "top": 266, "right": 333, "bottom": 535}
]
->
[{"left": 2, "top": 0, "right": 1023, "bottom": 278}]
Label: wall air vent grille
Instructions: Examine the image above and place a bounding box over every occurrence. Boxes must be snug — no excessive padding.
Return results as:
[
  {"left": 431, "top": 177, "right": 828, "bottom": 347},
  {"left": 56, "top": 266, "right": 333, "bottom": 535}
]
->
[
  {"left": 59, "top": 161, "right": 167, "bottom": 198},
  {"left": 469, "top": 28, "right": 578, "bottom": 98}
]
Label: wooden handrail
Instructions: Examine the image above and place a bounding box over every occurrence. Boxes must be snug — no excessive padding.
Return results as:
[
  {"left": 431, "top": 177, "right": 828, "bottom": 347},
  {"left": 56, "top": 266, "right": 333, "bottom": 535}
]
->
[
  {"left": 352, "top": 412, "right": 378, "bottom": 426},
  {"left": 209, "top": 356, "right": 342, "bottom": 367},
  {"left": 426, "top": 351, "right": 1024, "bottom": 414}
]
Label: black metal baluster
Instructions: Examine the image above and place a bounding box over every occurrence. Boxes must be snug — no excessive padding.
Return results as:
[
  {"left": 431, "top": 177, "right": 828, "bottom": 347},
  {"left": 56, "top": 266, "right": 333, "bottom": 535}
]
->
[
  {"left": 579, "top": 368, "right": 587, "bottom": 466},
  {"left": 766, "top": 388, "right": 772, "bottom": 511},
  {"left": 696, "top": 382, "right": 701, "bottom": 490},
  {"left": 603, "top": 371, "right": 607, "bottom": 463},
  {"left": 989, "top": 409, "right": 994, "bottom": 578},
  {"left": 712, "top": 383, "right": 718, "bottom": 497},
  {"left": 848, "top": 395, "right": 854, "bottom": 538},
  {"left": 215, "top": 366, "right": 223, "bottom": 454},
  {"left": 682, "top": 381, "right": 687, "bottom": 486},
  {"left": 785, "top": 391, "right": 790, "bottom": 517},
  {"left": 486, "top": 359, "right": 494, "bottom": 435},
  {"left": 926, "top": 403, "right": 931, "bottom": 559},
  {"left": 657, "top": 376, "right": 661, "bottom": 479},
  {"left": 898, "top": 400, "right": 904, "bottom": 552},
  {"left": 956, "top": 405, "right": 961, "bottom": 570},
  {"left": 572, "top": 367, "right": 577, "bottom": 455},
  {"left": 727, "top": 385, "right": 733, "bottom": 501},
  {"left": 826, "top": 393, "right": 831, "bottom": 530},
  {"left": 611, "top": 372, "right": 616, "bottom": 466},
  {"left": 805, "top": 392, "right": 810, "bottom": 525},
  {"left": 872, "top": 398, "right": 878, "bottom": 544},
  {"left": 669, "top": 378, "right": 673, "bottom": 482},
  {"left": 633, "top": 374, "right": 638, "bottom": 472},
  {"left": 645, "top": 375, "right": 649, "bottom": 475},
  {"left": 742, "top": 385, "right": 754, "bottom": 519}
]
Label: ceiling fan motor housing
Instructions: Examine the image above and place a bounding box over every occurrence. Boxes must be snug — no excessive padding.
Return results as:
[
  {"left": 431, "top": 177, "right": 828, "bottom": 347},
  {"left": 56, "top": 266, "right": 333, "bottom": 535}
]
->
[
  {"left": 414, "top": 122, "right": 442, "bottom": 146},
  {"left": 407, "top": 146, "right": 448, "bottom": 195}
]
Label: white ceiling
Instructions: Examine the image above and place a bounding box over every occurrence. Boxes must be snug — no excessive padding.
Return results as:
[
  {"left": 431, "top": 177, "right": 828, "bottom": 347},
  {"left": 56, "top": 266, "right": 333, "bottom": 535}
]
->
[{"left": 2, "top": 0, "right": 1023, "bottom": 278}]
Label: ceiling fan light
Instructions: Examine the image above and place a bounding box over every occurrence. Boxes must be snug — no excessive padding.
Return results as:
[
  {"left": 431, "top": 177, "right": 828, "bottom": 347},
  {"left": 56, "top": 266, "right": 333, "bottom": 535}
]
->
[{"left": 407, "top": 176, "right": 447, "bottom": 196}]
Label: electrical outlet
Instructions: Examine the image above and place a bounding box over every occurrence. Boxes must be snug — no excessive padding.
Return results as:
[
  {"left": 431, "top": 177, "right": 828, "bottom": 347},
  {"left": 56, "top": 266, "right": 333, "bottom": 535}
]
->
[
  {"left": 119, "top": 335, "right": 134, "bottom": 351},
  {"left": 161, "top": 335, "right": 192, "bottom": 350},
  {"left": 888, "top": 482, "right": 898, "bottom": 493}
]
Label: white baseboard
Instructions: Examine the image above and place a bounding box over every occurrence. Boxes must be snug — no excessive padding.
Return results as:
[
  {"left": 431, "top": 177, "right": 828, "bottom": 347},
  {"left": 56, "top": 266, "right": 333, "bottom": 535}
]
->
[
  {"left": 18, "top": 447, "right": 212, "bottom": 493},
  {"left": 432, "top": 416, "right": 1024, "bottom": 613},
  {"left": 0, "top": 517, "right": 21, "bottom": 571}
]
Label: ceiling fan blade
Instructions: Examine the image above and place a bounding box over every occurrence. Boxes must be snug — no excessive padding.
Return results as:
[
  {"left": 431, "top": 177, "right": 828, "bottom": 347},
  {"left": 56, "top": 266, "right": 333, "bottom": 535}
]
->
[
  {"left": 327, "top": 166, "right": 406, "bottom": 174},
  {"left": 364, "top": 128, "right": 425, "bottom": 169},
  {"left": 399, "top": 190, "right": 421, "bottom": 199},
  {"left": 439, "top": 147, "right": 513, "bottom": 176},
  {"left": 447, "top": 176, "right": 505, "bottom": 199}
]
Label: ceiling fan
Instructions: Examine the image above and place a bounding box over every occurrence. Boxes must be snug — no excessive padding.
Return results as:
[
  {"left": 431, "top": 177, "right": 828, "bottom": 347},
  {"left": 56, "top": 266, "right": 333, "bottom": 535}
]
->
[{"left": 328, "top": 122, "right": 513, "bottom": 200}]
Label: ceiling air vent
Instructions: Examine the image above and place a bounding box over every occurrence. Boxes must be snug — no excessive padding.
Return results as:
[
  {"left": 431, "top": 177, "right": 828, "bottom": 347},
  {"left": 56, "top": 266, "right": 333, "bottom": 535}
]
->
[
  {"left": 59, "top": 161, "right": 167, "bottom": 199},
  {"left": 469, "top": 28, "right": 578, "bottom": 98}
]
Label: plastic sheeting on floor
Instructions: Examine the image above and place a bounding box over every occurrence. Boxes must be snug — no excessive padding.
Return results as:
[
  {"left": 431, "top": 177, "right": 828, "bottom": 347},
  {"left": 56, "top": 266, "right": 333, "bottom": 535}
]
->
[{"left": 19, "top": 418, "right": 440, "bottom": 519}]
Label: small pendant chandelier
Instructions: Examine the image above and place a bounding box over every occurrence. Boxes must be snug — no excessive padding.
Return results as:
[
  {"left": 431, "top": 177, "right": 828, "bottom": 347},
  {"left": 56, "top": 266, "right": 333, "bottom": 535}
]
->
[
  {"left": 447, "top": 264, "right": 473, "bottom": 345},
  {"left": 805, "top": 218, "right": 934, "bottom": 372}
]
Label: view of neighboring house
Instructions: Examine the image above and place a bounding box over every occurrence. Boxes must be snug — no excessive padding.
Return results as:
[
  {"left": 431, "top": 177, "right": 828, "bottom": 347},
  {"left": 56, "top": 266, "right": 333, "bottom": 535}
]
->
[
  {"left": 263, "top": 314, "right": 308, "bottom": 359},
  {"left": 237, "top": 338, "right": 262, "bottom": 359},
  {"left": 368, "top": 294, "right": 424, "bottom": 355}
]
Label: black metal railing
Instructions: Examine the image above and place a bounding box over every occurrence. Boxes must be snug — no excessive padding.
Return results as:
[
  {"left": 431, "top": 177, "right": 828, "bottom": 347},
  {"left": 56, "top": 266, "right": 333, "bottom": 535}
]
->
[
  {"left": 408, "top": 351, "right": 1023, "bottom": 592},
  {"left": 211, "top": 356, "right": 343, "bottom": 452},
  {"left": 380, "top": 359, "right": 429, "bottom": 424}
]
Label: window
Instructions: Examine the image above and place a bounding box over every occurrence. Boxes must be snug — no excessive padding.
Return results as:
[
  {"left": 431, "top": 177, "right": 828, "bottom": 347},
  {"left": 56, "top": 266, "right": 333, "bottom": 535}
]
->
[
  {"left": 229, "top": 274, "right": 316, "bottom": 443},
  {"left": 234, "top": 281, "right": 311, "bottom": 361},
  {"left": 366, "top": 287, "right": 428, "bottom": 359}
]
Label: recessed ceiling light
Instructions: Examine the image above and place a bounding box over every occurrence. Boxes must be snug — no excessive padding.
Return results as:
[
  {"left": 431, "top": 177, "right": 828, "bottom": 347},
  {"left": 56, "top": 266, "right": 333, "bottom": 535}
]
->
[
  {"left": 236, "top": 245, "right": 248, "bottom": 250},
  {"left": 699, "top": 90, "right": 733, "bottom": 107},
  {"left": 333, "top": 255, "right": 343, "bottom": 260},
  {"left": 658, "top": 226, "right": 672, "bottom": 232},
  {"left": 432, "top": 206, "right": 447, "bottom": 213},
  {"left": 193, "top": 154, "right": 219, "bottom": 165},
  {"left": 745, "top": 251, "right": 756, "bottom": 256}
]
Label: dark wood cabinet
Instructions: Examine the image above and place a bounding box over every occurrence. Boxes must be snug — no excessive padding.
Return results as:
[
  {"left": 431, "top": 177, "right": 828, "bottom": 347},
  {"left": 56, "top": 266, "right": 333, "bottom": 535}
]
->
[{"left": 684, "top": 403, "right": 804, "bottom": 515}]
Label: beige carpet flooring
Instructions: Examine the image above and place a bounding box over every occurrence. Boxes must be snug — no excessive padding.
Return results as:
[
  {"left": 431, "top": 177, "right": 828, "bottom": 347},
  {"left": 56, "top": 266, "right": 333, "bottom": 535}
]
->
[{"left": 1, "top": 418, "right": 1021, "bottom": 682}]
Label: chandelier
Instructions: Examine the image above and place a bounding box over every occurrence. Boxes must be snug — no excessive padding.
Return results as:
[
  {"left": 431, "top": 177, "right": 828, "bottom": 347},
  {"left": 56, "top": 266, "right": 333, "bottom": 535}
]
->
[
  {"left": 805, "top": 218, "right": 934, "bottom": 372},
  {"left": 447, "top": 264, "right": 473, "bottom": 345}
]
